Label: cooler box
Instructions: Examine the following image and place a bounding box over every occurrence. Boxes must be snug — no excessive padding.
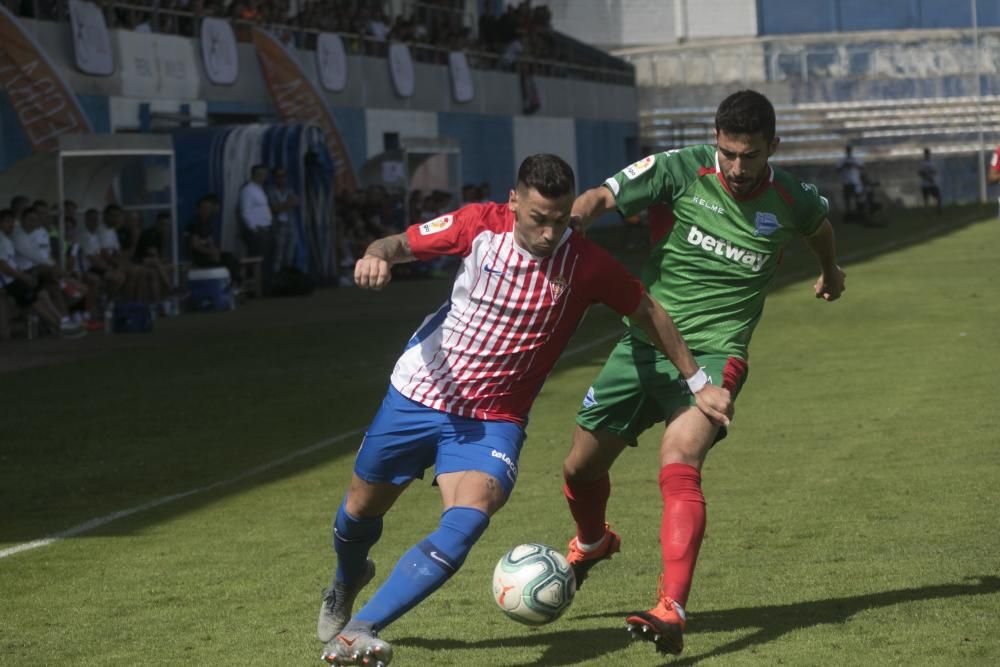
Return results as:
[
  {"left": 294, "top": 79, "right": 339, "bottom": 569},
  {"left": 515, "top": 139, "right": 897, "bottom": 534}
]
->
[
  {"left": 112, "top": 301, "right": 154, "bottom": 333},
  {"left": 187, "top": 267, "right": 233, "bottom": 312}
]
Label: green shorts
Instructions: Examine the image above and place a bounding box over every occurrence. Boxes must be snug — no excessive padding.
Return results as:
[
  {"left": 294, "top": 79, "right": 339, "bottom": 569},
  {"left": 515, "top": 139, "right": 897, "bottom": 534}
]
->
[{"left": 575, "top": 331, "right": 749, "bottom": 445}]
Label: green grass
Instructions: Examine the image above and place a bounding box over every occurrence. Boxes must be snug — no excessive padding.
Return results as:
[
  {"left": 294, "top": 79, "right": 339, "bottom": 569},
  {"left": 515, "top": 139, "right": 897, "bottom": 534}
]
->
[{"left": 1, "top": 205, "right": 999, "bottom": 665}]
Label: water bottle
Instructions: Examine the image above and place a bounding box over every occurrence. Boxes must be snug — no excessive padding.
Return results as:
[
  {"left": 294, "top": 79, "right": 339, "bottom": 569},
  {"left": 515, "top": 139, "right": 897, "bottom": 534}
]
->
[
  {"left": 104, "top": 300, "right": 114, "bottom": 334},
  {"left": 26, "top": 313, "right": 39, "bottom": 340}
]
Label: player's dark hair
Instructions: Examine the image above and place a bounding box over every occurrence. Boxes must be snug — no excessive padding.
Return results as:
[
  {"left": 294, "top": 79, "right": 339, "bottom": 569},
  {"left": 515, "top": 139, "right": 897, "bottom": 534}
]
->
[
  {"left": 516, "top": 154, "right": 575, "bottom": 199},
  {"left": 715, "top": 90, "right": 776, "bottom": 143}
]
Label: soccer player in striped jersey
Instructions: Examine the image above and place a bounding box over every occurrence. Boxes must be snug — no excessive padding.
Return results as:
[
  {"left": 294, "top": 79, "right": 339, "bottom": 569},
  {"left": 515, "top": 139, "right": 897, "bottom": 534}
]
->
[
  {"left": 561, "top": 90, "right": 846, "bottom": 656},
  {"left": 319, "top": 154, "right": 732, "bottom": 666}
]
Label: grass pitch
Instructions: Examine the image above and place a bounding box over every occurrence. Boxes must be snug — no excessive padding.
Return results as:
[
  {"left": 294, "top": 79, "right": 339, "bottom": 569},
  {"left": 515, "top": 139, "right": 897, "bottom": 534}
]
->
[{"left": 1, "top": 206, "right": 998, "bottom": 665}]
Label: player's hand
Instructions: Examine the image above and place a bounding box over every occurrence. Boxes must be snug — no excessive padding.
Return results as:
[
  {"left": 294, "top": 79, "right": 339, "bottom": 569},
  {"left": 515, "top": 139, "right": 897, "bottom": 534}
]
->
[
  {"left": 814, "top": 265, "right": 846, "bottom": 301},
  {"left": 354, "top": 255, "right": 392, "bottom": 290},
  {"left": 694, "top": 385, "right": 732, "bottom": 427}
]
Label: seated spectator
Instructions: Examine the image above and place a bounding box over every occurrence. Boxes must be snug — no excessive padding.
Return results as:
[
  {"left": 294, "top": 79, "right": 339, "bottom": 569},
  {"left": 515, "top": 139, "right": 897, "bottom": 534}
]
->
[
  {"left": 267, "top": 166, "right": 300, "bottom": 273},
  {"left": 100, "top": 204, "right": 151, "bottom": 302},
  {"left": 1, "top": 208, "right": 83, "bottom": 338},
  {"left": 134, "top": 211, "right": 179, "bottom": 313},
  {"left": 187, "top": 194, "right": 242, "bottom": 286},
  {"left": 79, "top": 207, "right": 127, "bottom": 304}
]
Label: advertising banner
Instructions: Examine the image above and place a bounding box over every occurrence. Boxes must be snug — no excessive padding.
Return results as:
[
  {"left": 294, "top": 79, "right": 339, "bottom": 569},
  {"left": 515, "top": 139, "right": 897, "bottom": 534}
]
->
[
  {"left": 316, "top": 32, "right": 347, "bottom": 92},
  {"left": 0, "top": 5, "right": 93, "bottom": 152},
  {"left": 252, "top": 28, "right": 357, "bottom": 191},
  {"left": 68, "top": 0, "right": 113, "bottom": 76},
  {"left": 200, "top": 17, "right": 238, "bottom": 85}
]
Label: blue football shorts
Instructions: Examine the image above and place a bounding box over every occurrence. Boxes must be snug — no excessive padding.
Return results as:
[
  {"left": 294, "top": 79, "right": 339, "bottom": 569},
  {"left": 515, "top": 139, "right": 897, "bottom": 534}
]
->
[{"left": 353, "top": 386, "right": 526, "bottom": 495}]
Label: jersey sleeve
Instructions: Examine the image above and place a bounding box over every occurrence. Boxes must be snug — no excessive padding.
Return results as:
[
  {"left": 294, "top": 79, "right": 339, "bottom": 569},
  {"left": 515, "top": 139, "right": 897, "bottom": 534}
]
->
[
  {"left": 601, "top": 153, "right": 675, "bottom": 218},
  {"left": 405, "top": 205, "right": 482, "bottom": 260},
  {"left": 580, "top": 241, "right": 644, "bottom": 316},
  {"left": 794, "top": 181, "right": 830, "bottom": 237},
  {"left": 991, "top": 148, "right": 1000, "bottom": 172}
]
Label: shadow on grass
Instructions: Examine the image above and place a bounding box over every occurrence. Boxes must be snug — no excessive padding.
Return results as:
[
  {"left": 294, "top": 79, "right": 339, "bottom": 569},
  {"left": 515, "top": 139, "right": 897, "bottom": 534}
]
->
[
  {"left": 393, "top": 625, "right": 631, "bottom": 666},
  {"left": 567, "top": 576, "right": 1000, "bottom": 665},
  {"left": 1, "top": 205, "right": 994, "bottom": 546}
]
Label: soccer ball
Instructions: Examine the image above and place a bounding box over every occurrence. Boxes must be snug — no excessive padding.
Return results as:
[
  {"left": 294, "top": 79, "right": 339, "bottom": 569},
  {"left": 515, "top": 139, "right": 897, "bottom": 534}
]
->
[{"left": 492, "top": 543, "right": 576, "bottom": 625}]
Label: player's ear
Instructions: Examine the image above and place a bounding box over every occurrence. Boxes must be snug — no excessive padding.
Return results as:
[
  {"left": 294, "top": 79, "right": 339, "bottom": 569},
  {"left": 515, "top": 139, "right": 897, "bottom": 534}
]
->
[
  {"left": 768, "top": 136, "right": 780, "bottom": 157},
  {"left": 508, "top": 188, "right": 518, "bottom": 213}
]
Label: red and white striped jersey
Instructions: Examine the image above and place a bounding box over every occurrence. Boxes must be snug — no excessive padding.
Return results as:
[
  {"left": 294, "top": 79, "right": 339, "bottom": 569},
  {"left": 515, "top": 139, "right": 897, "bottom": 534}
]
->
[{"left": 390, "top": 202, "right": 644, "bottom": 425}]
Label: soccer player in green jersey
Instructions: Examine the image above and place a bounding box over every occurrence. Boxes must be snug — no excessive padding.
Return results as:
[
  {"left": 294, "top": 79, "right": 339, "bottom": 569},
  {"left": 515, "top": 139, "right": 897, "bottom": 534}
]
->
[{"left": 561, "top": 90, "right": 846, "bottom": 656}]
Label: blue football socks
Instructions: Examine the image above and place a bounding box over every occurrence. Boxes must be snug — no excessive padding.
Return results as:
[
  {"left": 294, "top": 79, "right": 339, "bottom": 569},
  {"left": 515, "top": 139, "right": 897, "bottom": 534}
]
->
[
  {"left": 351, "top": 506, "right": 490, "bottom": 630},
  {"left": 333, "top": 499, "right": 384, "bottom": 585}
]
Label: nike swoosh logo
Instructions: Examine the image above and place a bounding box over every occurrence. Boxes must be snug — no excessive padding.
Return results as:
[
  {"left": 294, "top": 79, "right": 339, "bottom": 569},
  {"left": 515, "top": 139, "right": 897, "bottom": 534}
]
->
[
  {"left": 337, "top": 635, "right": 356, "bottom": 647},
  {"left": 483, "top": 266, "right": 506, "bottom": 276},
  {"left": 429, "top": 551, "right": 454, "bottom": 570}
]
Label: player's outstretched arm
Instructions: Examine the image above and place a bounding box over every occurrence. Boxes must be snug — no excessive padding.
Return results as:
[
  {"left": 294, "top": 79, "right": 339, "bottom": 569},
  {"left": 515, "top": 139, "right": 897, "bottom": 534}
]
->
[
  {"left": 628, "top": 293, "right": 732, "bottom": 426},
  {"left": 570, "top": 185, "right": 617, "bottom": 232},
  {"left": 354, "top": 232, "right": 416, "bottom": 290},
  {"left": 988, "top": 168, "right": 1000, "bottom": 184},
  {"left": 804, "top": 219, "right": 846, "bottom": 302}
]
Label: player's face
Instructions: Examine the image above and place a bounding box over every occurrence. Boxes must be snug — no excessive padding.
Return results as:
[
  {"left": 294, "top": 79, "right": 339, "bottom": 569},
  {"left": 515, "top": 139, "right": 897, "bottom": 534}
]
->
[
  {"left": 509, "top": 186, "right": 573, "bottom": 257},
  {"left": 715, "top": 129, "right": 778, "bottom": 196}
]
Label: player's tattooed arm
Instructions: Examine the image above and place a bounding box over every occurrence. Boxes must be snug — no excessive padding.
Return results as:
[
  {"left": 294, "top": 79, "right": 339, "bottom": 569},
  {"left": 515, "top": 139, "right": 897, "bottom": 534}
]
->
[
  {"left": 355, "top": 233, "right": 416, "bottom": 290},
  {"left": 363, "top": 232, "right": 416, "bottom": 265}
]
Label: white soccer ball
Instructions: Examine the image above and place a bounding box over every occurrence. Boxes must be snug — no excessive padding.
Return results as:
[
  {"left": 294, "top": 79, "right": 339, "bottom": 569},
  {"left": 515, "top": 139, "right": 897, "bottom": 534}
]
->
[{"left": 492, "top": 543, "right": 576, "bottom": 625}]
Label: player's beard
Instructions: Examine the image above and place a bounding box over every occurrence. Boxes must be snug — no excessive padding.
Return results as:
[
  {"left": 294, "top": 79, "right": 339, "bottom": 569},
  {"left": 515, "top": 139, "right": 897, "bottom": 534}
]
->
[{"left": 724, "top": 169, "right": 764, "bottom": 195}]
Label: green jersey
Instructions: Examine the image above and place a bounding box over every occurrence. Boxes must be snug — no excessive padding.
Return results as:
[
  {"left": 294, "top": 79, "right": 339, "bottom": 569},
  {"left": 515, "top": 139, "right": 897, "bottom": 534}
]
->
[{"left": 605, "top": 145, "right": 828, "bottom": 359}]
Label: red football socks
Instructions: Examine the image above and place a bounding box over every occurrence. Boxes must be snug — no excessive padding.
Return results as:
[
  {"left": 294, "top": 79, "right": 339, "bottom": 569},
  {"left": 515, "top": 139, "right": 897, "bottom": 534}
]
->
[
  {"left": 658, "top": 463, "right": 706, "bottom": 606},
  {"left": 563, "top": 474, "right": 611, "bottom": 545}
]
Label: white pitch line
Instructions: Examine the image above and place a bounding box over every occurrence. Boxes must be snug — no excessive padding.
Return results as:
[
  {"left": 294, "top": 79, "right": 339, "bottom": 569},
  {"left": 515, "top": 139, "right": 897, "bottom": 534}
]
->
[
  {"left": 0, "top": 218, "right": 968, "bottom": 560},
  {"left": 0, "top": 427, "right": 363, "bottom": 560},
  {"left": 0, "top": 329, "right": 626, "bottom": 561}
]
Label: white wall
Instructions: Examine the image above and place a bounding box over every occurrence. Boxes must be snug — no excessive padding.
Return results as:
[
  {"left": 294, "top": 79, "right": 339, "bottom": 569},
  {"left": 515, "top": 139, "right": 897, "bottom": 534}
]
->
[
  {"left": 548, "top": 0, "right": 757, "bottom": 49},
  {"left": 364, "top": 109, "right": 438, "bottom": 158},
  {"left": 512, "top": 116, "right": 577, "bottom": 179}
]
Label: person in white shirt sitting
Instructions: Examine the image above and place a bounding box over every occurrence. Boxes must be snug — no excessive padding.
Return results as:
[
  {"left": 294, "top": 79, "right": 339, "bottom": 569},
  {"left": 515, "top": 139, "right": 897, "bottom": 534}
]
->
[{"left": 2, "top": 208, "right": 83, "bottom": 338}]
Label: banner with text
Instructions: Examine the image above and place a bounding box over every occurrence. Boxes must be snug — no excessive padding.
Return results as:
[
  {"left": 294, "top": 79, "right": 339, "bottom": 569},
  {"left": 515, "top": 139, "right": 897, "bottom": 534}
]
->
[
  {"left": 252, "top": 28, "right": 357, "bottom": 192},
  {"left": 68, "top": 0, "right": 113, "bottom": 76},
  {"left": 0, "top": 5, "right": 93, "bottom": 152}
]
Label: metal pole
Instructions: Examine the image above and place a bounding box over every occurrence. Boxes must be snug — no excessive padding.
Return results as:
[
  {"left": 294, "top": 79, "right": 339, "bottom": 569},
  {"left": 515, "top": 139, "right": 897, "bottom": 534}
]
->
[
  {"left": 170, "top": 153, "right": 179, "bottom": 288},
  {"left": 57, "top": 153, "right": 66, "bottom": 272},
  {"left": 973, "top": 0, "right": 987, "bottom": 203}
]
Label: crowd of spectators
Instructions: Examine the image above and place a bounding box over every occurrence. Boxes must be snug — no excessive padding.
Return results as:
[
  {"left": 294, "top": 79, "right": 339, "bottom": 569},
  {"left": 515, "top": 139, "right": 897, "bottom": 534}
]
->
[
  {"left": 7, "top": 0, "right": 628, "bottom": 80},
  {"left": 0, "top": 195, "right": 182, "bottom": 340},
  {"left": 336, "top": 182, "right": 490, "bottom": 284}
]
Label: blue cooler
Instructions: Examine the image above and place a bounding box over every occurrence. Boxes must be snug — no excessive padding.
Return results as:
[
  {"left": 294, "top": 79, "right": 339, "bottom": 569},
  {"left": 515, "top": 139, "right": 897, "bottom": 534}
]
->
[{"left": 188, "top": 267, "right": 233, "bottom": 311}]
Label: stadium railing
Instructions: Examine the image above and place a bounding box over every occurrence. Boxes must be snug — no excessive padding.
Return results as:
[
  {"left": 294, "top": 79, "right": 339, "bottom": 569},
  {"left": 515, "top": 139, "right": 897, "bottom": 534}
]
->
[{"left": 23, "top": 1, "right": 634, "bottom": 86}]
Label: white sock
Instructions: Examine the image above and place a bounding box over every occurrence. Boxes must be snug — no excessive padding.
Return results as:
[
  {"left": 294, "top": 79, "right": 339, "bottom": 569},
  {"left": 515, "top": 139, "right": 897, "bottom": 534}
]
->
[{"left": 576, "top": 533, "right": 607, "bottom": 553}]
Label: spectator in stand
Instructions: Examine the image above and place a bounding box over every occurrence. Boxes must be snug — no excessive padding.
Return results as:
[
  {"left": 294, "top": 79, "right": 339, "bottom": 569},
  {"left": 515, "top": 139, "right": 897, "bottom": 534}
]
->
[
  {"left": 406, "top": 189, "right": 423, "bottom": 227},
  {"left": 134, "top": 211, "right": 178, "bottom": 312},
  {"left": 100, "top": 204, "right": 148, "bottom": 302},
  {"left": 188, "top": 194, "right": 242, "bottom": 286},
  {"left": 239, "top": 164, "right": 274, "bottom": 276},
  {"left": 267, "top": 167, "right": 300, "bottom": 272},
  {"left": 7, "top": 207, "right": 84, "bottom": 337},
  {"left": 1, "top": 209, "right": 83, "bottom": 338},
  {"left": 917, "top": 148, "right": 942, "bottom": 213},
  {"left": 79, "top": 208, "right": 126, "bottom": 309},
  {"left": 836, "top": 145, "right": 867, "bottom": 223},
  {"left": 118, "top": 209, "right": 144, "bottom": 259}
]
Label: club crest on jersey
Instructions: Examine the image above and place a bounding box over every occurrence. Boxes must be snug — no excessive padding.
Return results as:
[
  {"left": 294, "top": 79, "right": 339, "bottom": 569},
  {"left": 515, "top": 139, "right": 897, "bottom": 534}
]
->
[
  {"left": 419, "top": 215, "right": 453, "bottom": 235},
  {"left": 753, "top": 211, "right": 780, "bottom": 236},
  {"left": 549, "top": 275, "right": 568, "bottom": 302},
  {"left": 624, "top": 155, "right": 656, "bottom": 180}
]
